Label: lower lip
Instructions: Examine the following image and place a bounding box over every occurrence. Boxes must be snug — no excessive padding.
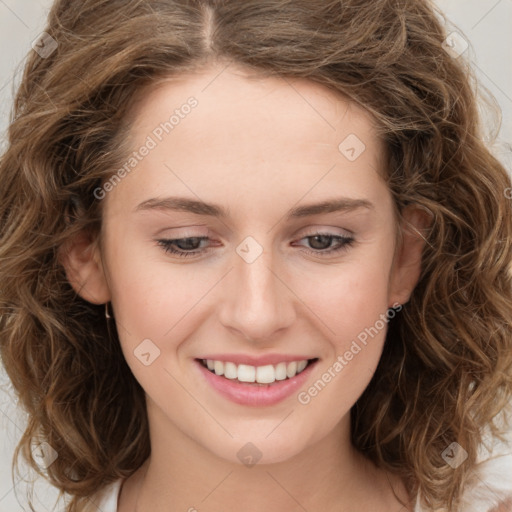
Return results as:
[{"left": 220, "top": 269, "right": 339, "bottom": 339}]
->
[{"left": 194, "top": 359, "right": 317, "bottom": 407}]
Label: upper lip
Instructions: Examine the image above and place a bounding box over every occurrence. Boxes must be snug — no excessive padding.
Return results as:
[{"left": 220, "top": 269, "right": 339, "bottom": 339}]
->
[{"left": 197, "top": 354, "right": 318, "bottom": 366}]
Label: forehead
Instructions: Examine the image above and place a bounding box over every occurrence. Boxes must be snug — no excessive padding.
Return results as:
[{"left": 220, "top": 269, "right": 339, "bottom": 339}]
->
[
  {"left": 107, "top": 63, "right": 388, "bottom": 218},
  {"left": 127, "top": 62, "right": 382, "bottom": 150}
]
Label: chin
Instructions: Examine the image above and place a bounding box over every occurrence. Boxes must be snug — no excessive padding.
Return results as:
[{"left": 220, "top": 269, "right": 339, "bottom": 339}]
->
[{"left": 205, "top": 432, "right": 312, "bottom": 467}]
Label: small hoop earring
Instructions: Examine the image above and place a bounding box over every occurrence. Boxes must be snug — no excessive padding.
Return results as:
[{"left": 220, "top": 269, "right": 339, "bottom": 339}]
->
[{"left": 105, "top": 302, "right": 112, "bottom": 319}]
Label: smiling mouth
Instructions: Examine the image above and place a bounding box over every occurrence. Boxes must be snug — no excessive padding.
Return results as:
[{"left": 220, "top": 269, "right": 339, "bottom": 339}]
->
[{"left": 197, "top": 358, "right": 319, "bottom": 385}]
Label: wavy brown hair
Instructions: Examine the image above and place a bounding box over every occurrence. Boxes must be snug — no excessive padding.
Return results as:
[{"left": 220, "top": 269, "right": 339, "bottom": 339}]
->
[{"left": 1, "top": 0, "right": 511, "bottom": 511}]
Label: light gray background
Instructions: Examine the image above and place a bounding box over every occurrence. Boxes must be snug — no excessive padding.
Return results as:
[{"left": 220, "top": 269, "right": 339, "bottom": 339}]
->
[{"left": 0, "top": 1, "right": 511, "bottom": 511}]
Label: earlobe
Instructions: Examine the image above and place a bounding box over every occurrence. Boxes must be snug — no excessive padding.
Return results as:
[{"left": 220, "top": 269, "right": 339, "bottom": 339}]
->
[
  {"left": 58, "top": 230, "right": 111, "bottom": 305},
  {"left": 388, "top": 205, "right": 433, "bottom": 307}
]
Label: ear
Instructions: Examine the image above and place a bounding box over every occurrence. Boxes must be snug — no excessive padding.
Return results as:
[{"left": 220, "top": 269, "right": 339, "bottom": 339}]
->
[
  {"left": 388, "top": 204, "right": 432, "bottom": 307},
  {"left": 58, "top": 229, "right": 111, "bottom": 304}
]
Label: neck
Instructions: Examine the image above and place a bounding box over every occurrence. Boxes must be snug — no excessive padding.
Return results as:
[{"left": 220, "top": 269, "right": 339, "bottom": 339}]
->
[{"left": 119, "top": 401, "right": 413, "bottom": 512}]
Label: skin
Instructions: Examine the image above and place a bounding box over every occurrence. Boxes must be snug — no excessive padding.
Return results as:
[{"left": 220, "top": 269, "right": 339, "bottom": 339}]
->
[{"left": 61, "top": 61, "right": 430, "bottom": 512}]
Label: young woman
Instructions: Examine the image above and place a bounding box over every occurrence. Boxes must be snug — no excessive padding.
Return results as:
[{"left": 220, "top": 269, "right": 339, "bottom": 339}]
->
[{"left": 1, "top": 1, "right": 511, "bottom": 511}]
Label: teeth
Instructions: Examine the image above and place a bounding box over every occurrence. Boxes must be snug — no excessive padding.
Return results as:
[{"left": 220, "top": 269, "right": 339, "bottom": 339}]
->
[
  {"left": 224, "top": 362, "right": 238, "bottom": 379},
  {"left": 203, "top": 359, "right": 311, "bottom": 384},
  {"left": 238, "top": 364, "right": 256, "bottom": 382},
  {"left": 256, "top": 365, "right": 275, "bottom": 384},
  {"left": 286, "top": 361, "right": 297, "bottom": 378},
  {"left": 275, "top": 362, "right": 287, "bottom": 381},
  {"left": 214, "top": 360, "right": 224, "bottom": 376}
]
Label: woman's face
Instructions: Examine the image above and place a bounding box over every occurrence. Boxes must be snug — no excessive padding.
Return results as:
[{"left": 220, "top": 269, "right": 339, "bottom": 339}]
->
[{"left": 65, "top": 62, "right": 425, "bottom": 465}]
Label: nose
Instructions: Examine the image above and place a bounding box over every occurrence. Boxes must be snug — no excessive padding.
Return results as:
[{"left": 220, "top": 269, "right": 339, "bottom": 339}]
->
[{"left": 217, "top": 244, "right": 296, "bottom": 343}]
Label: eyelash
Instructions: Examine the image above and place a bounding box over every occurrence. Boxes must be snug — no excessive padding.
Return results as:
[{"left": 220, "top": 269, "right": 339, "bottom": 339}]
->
[{"left": 156, "top": 231, "right": 355, "bottom": 259}]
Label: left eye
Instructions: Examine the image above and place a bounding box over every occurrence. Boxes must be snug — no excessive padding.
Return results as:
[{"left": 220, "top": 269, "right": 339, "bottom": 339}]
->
[
  {"left": 293, "top": 233, "right": 355, "bottom": 256},
  {"left": 156, "top": 232, "right": 355, "bottom": 259}
]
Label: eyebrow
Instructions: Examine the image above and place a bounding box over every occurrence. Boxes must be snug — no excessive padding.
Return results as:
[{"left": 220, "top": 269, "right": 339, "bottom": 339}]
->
[{"left": 134, "top": 196, "right": 374, "bottom": 219}]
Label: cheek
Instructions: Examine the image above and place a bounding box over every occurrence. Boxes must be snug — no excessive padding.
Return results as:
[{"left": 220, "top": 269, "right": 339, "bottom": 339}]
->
[
  {"left": 104, "top": 237, "right": 218, "bottom": 383},
  {"left": 108, "top": 269, "right": 186, "bottom": 349},
  {"left": 101, "top": 234, "right": 175, "bottom": 351},
  {"left": 293, "top": 262, "right": 393, "bottom": 426},
  {"left": 293, "top": 248, "right": 393, "bottom": 347}
]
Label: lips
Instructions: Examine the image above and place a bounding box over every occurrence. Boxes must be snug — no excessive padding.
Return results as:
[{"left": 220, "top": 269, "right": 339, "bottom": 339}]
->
[{"left": 194, "top": 355, "right": 319, "bottom": 406}]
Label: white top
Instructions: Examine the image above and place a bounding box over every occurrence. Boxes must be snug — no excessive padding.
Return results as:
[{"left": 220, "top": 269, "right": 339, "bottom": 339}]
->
[{"left": 93, "top": 479, "right": 123, "bottom": 511}]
